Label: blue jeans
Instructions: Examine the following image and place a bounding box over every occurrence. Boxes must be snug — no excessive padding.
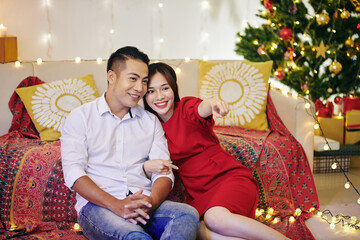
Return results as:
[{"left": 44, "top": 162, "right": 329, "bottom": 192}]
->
[{"left": 78, "top": 200, "right": 199, "bottom": 240}]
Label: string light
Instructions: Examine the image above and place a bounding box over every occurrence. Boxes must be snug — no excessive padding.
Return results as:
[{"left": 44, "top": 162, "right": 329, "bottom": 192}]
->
[
  {"left": 96, "top": 57, "right": 103, "bottom": 64},
  {"left": 73, "top": 223, "right": 80, "bottom": 231},
  {"left": 75, "top": 57, "right": 81, "bottom": 63},
  {"left": 184, "top": 57, "right": 191, "bottom": 62},
  {"left": 37, "top": 58, "right": 43, "bottom": 64},
  {"left": 345, "top": 181, "right": 351, "bottom": 189},
  {"left": 15, "top": 61, "right": 21, "bottom": 67},
  {"left": 175, "top": 67, "right": 181, "bottom": 74}
]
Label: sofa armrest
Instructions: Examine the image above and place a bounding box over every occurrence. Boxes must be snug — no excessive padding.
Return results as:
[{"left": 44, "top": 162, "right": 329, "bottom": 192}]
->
[{"left": 269, "top": 88, "right": 315, "bottom": 172}]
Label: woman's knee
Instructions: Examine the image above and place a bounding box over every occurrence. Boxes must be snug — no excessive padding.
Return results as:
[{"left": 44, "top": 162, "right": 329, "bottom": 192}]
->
[{"left": 203, "top": 207, "right": 230, "bottom": 233}]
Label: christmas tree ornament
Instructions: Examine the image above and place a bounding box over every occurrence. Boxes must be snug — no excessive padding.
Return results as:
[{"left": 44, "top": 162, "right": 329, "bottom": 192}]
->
[
  {"left": 257, "top": 45, "right": 266, "bottom": 55},
  {"left": 316, "top": 12, "right": 330, "bottom": 25},
  {"left": 288, "top": 5, "right": 298, "bottom": 15},
  {"left": 356, "top": 6, "right": 360, "bottom": 12},
  {"left": 357, "top": 23, "right": 360, "bottom": 31},
  {"left": 280, "top": 27, "right": 293, "bottom": 40},
  {"left": 340, "top": 10, "right": 350, "bottom": 19},
  {"left": 264, "top": 0, "right": 274, "bottom": 13},
  {"left": 345, "top": 37, "right": 355, "bottom": 48},
  {"left": 329, "top": 60, "right": 342, "bottom": 74},
  {"left": 334, "top": 96, "right": 343, "bottom": 105},
  {"left": 275, "top": 68, "right": 285, "bottom": 80},
  {"left": 301, "top": 82, "right": 309, "bottom": 92},
  {"left": 314, "top": 40, "right": 329, "bottom": 58},
  {"left": 328, "top": 88, "right": 333, "bottom": 94},
  {"left": 284, "top": 49, "right": 294, "bottom": 60},
  {"left": 356, "top": 43, "right": 360, "bottom": 52}
]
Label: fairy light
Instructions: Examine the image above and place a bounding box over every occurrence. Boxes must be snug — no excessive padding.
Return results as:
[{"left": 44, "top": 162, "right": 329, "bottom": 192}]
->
[
  {"left": 295, "top": 208, "right": 302, "bottom": 216},
  {"left": 109, "top": 29, "right": 114, "bottom": 34},
  {"left": 184, "top": 57, "right": 191, "bottom": 62},
  {"left": 73, "top": 223, "right": 80, "bottom": 231},
  {"left": 330, "top": 223, "right": 336, "bottom": 229},
  {"left": 345, "top": 182, "right": 351, "bottom": 189},
  {"left": 289, "top": 216, "right": 295, "bottom": 223},
  {"left": 37, "top": 58, "right": 43, "bottom": 64},
  {"left": 201, "top": 0, "right": 209, "bottom": 9},
  {"left": 96, "top": 57, "right": 103, "bottom": 64},
  {"left": 314, "top": 123, "right": 319, "bottom": 130},
  {"left": 15, "top": 61, "right": 20, "bottom": 67},
  {"left": 331, "top": 162, "right": 337, "bottom": 169},
  {"left": 305, "top": 102, "right": 311, "bottom": 109},
  {"left": 267, "top": 208, "right": 274, "bottom": 215},
  {"left": 175, "top": 67, "right": 181, "bottom": 74},
  {"left": 272, "top": 217, "right": 280, "bottom": 224},
  {"left": 203, "top": 55, "right": 209, "bottom": 61},
  {"left": 323, "top": 144, "right": 329, "bottom": 151},
  {"left": 75, "top": 57, "right": 81, "bottom": 63}
]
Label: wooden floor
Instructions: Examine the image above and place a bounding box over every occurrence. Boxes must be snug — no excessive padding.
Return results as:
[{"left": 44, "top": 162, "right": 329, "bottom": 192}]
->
[{"left": 305, "top": 167, "right": 360, "bottom": 240}]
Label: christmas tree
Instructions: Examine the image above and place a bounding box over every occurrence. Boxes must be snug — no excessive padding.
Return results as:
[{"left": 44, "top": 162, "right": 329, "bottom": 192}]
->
[{"left": 235, "top": 0, "right": 360, "bottom": 101}]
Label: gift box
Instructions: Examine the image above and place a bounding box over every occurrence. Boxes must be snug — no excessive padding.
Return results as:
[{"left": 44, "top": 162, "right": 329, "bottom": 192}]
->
[
  {"left": 345, "top": 110, "right": 360, "bottom": 144},
  {"left": 0, "top": 36, "right": 17, "bottom": 63},
  {"left": 315, "top": 99, "right": 334, "bottom": 117},
  {"left": 343, "top": 96, "right": 360, "bottom": 114},
  {"left": 315, "top": 116, "right": 344, "bottom": 144}
]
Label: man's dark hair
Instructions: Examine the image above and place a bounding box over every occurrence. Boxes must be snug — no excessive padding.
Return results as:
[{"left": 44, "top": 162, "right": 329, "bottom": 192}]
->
[{"left": 107, "top": 46, "right": 150, "bottom": 73}]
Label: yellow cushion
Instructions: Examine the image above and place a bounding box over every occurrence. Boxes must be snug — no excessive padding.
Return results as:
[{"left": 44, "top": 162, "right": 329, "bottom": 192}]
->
[
  {"left": 199, "top": 60, "right": 273, "bottom": 131},
  {"left": 16, "top": 74, "right": 99, "bottom": 141}
]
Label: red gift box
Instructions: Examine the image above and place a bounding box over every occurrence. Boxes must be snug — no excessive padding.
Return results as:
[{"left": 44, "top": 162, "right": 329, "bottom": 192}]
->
[
  {"left": 343, "top": 96, "right": 360, "bottom": 114},
  {"left": 315, "top": 99, "right": 334, "bottom": 117}
]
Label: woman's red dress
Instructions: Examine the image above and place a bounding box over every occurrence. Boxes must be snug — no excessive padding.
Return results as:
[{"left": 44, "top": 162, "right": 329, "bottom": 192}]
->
[{"left": 161, "top": 97, "right": 259, "bottom": 217}]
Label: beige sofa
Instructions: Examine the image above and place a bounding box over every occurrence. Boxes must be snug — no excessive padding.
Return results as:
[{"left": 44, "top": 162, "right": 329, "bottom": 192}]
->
[{"left": 0, "top": 60, "right": 315, "bottom": 170}]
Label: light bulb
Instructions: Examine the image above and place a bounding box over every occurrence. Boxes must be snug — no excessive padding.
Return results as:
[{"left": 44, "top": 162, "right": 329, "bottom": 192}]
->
[
  {"left": 267, "top": 208, "right": 274, "bottom": 215},
  {"left": 203, "top": 56, "right": 209, "bottom": 61},
  {"left": 96, "top": 57, "right": 103, "bottom": 64},
  {"left": 344, "top": 182, "right": 350, "bottom": 189},
  {"left": 184, "top": 57, "right": 191, "bottom": 62},
  {"left": 175, "top": 67, "right": 181, "bottom": 74},
  {"left": 158, "top": 3, "right": 163, "bottom": 8},
  {"left": 330, "top": 223, "right": 335, "bottom": 229},
  {"left": 295, "top": 208, "right": 302, "bottom": 216},
  {"left": 15, "top": 61, "right": 20, "bottom": 67},
  {"left": 323, "top": 144, "right": 329, "bottom": 151},
  {"left": 289, "top": 216, "right": 295, "bottom": 223},
  {"left": 314, "top": 124, "right": 319, "bottom": 130},
  {"left": 357, "top": 197, "right": 360, "bottom": 205},
  {"left": 37, "top": 58, "right": 43, "bottom": 64},
  {"left": 202, "top": 1, "right": 209, "bottom": 9},
  {"left": 75, "top": 57, "right": 81, "bottom": 63},
  {"left": 159, "top": 38, "right": 164, "bottom": 43},
  {"left": 109, "top": 29, "right": 114, "bottom": 34},
  {"left": 305, "top": 102, "right": 311, "bottom": 109},
  {"left": 47, "top": 33, "right": 51, "bottom": 39},
  {"left": 73, "top": 223, "right": 80, "bottom": 231},
  {"left": 331, "top": 162, "right": 337, "bottom": 169},
  {"left": 272, "top": 217, "right": 280, "bottom": 224}
]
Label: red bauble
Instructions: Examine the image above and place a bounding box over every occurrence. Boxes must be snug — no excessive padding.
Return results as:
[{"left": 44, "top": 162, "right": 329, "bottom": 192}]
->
[
  {"left": 275, "top": 68, "right": 285, "bottom": 80},
  {"left": 264, "top": 1, "right": 274, "bottom": 13},
  {"left": 301, "top": 82, "right": 308, "bottom": 91},
  {"left": 280, "top": 27, "right": 293, "bottom": 40},
  {"left": 334, "top": 96, "right": 343, "bottom": 105},
  {"left": 284, "top": 49, "right": 294, "bottom": 60},
  {"left": 257, "top": 45, "right": 266, "bottom": 55},
  {"left": 357, "top": 23, "right": 360, "bottom": 31}
]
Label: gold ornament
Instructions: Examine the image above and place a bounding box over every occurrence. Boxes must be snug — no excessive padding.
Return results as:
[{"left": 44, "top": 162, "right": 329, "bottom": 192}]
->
[
  {"left": 356, "top": 6, "right": 360, "bottom": 12},
  {"left": 329, "top": 60, "right": 342, "bottom": 74},
  {"left": 340, "top": 10, "right": 350, "bottom": 19},
  {"left": 345, "top": 37, "right": 354, "bottom": 48},
  {"left": 316, "top": 12, "right": 330, "bottom": 25},
  {"left": 314, "top": 40, "right": 329, "bottom": 58}
]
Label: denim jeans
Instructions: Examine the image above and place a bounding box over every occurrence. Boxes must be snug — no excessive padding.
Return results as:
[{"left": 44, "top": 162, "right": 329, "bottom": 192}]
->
[{"left": 78, "top": 200, "right": 199, "bottom": 240}]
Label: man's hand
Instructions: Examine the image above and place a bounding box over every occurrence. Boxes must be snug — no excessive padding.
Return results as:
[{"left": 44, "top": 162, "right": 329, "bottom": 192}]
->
[
  {"left": 110, "top": 190, "right": 152, "bottom": 225},
  {"left": 143, "top": 159, "right": 178, "bottom": 178}
]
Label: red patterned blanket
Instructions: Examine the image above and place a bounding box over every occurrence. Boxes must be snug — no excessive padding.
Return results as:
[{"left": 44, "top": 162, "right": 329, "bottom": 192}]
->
[{"left": 0, "top": 77, "right": 319, "bottom": 239}]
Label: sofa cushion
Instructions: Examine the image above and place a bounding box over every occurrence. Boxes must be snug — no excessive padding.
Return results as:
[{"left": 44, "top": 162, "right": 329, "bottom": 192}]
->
[
  {"left": 198, "top": 60, "right": 273, "bottom": 131},
  {"left": 15, "top": 74, "right": 98, "bottom": 141}
]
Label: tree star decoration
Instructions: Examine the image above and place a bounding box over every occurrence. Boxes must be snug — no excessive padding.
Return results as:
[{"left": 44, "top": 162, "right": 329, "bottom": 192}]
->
[{"left": 314, "top": 40, "right": 329, "bottom": 58}]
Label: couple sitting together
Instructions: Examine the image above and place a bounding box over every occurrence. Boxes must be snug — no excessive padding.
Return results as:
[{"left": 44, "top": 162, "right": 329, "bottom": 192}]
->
[{"left": 60, "top": 46, "right": 289, "bottom": 239}]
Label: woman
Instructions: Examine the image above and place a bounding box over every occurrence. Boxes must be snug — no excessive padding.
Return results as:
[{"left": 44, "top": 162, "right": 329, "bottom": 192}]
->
[{"left": 143, "top": 62, "right": 289, "bottom": 240}]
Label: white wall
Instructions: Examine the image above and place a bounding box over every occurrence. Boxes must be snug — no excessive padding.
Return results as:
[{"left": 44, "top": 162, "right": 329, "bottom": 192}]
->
[{"left": 0, "top": 0, "right": 263, "bottom": 61}]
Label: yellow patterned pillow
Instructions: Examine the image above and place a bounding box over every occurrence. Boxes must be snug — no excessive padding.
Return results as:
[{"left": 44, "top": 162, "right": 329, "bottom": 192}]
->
[
  {"left": 16, "top": 74, "right": 99, "bottom": 141},
  {"left": 199, "top": 60, "right": 273, "bottom": 131}
]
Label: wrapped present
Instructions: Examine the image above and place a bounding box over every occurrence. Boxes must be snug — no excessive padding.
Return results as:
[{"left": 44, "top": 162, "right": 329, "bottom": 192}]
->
[
  {"left": 345, "top": 110, "right": 360, "bottom": 144},
  {"left": 315, "top": 116, "right": 344, "bottom": 144},
  {"left": 343, "top": 96, "right": 360, "bottom": 114},
  {"left": 315, "top": 99, "right": 334, "bottom": 117}
]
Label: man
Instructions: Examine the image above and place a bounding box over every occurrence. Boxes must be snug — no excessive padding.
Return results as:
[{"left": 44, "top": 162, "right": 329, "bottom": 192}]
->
[{"left": 60, "top": 46, "right": 199, "bottom": 239}]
